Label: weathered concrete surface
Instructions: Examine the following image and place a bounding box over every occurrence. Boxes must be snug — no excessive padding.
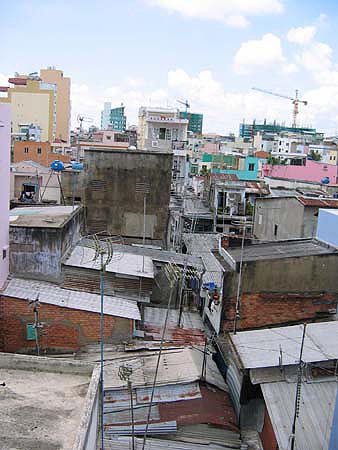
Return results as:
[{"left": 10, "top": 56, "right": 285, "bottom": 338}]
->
[
  {"left": 84, "top": 148, "right": 172, "bottom": 244},
  {"left": 0, "top": 368, "right": 89, "bottom": 449},
  {"left": 9, "top": 207, "right": 84, "bottom": 282}
]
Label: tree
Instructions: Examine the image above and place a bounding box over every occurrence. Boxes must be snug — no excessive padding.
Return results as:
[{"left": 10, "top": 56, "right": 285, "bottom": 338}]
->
[{"left": 309, "top": 150, "right": 322, "bottom": 162}]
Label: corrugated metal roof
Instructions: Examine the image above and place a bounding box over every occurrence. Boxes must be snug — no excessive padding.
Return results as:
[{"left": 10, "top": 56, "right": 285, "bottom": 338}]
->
[
  {"left": 64, "top": 245, "right": 154, "bottom": 279},
  {"left": 102, "top": 347, "right": 227, "bottom": 392},
  {"left": 144, "top": 307, "right": 205, "bottom": 345},
  {"left": 297, "top": 196, "right": 338, "bottom": 208},
  {"left": 136, "top": 382, "right": 201, "bottom": 404},
  {"left": 183, "top": 234, "right": 223, "bottom": 288},
  {"left": 2, "top": 277, "right": 141, "bottom": 321},
  {"left": 104, "top": 435, "right": 244, "bottom": 449},
  {"left": 210, "top": 173, "right": 239, "bottom": 181},
  {"left": 261, "top": 380, "right": 337, "bottom": 450},
  {"left": 230, "top": 321, "right": 338, "bottom": 369}
]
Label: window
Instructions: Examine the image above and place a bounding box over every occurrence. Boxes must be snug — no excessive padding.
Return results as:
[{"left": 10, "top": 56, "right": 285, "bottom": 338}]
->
[
  {"left": 258, "top": 214, "right": 262, "bottom": 225},
  {"left": 248, "top": 163, "right": 255, "bottom": 171},
  {"left": 159, "top": 128, "right": 166, "bottom": 140},
  {"left": 274, "top": 224, "right": 278, "bottom": 236},
  {"left": 2, "top": 248, "right": 6, "bottom": 259},
  {"left": 37, "top": 147, "right": 42, "bottom": 154},
  {"left": 106, "top": 136, "right": 111, "bottom": 140},
  {"left": 24, "top": 147, "right": 29, "bottom": 153}
]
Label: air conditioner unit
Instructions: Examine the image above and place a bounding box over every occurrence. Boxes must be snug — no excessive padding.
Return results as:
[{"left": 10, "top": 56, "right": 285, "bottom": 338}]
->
[{"left": 152, "top": 141, "right": 159, "bottom": 148}]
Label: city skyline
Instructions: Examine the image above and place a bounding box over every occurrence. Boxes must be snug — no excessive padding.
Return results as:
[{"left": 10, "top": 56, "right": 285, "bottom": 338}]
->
[{"left": 1, "top": 0, "right": 338, "bottom": 134}]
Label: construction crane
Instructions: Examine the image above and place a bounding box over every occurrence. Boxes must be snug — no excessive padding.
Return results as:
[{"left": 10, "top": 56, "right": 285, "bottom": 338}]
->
[
  {"left": 252, "top": 87, "right": 308, "bottom": 128},
  {"left": 177, "top": 99, "right": 190, "bottom": 113}
]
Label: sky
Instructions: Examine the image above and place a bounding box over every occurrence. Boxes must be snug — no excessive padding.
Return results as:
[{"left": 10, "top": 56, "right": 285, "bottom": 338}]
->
[{"left": 1, "top": 0, "right": 338, "bottom": 135}]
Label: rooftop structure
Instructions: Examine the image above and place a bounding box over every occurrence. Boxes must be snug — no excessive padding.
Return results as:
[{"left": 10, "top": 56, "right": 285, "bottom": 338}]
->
[
  {"left": 9, "top": 205, "right": 81, "bottom": 228},
  {"left": 225, "top": 238, "right": 336, "bottom": 266},
  {"left": 64, "top": 245, "right": 154, "bottom": 279},
  {"left": 138, "top": 106, "right": 188, "bottom": 151},
  {"left": 0, "top": 352, "right": 100, "bottom": 450},
  {"left": 317, "top": 208, "right": 338, "bottom": 248},
  {"left": 239, "top": 121, "right": 323, "bottom": 143},
  {"left": 2, "top": 277, "right": 141, "bottom": 321},
  {"left": 230, "top": 321, "right": 338, "bottom": 369},
  {"left": 9, "top": 205, "right": 83, "bottom": 282}
]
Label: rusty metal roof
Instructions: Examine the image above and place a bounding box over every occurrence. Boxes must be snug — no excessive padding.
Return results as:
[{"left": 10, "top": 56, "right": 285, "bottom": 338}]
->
[
  {"left": 244, "top": 181, "right": 270, "bottom": 195},
  {"left": 297, "top": 196, "right": 338, "bottom": 207},
  {"left": 210, "top": 173, "right": 239, "bottom": 181}
]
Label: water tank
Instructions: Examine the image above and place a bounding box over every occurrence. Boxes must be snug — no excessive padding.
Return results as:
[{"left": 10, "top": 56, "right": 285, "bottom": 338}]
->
[
  {"left": 321, "top": 177, "right": 330, "bottom": 184},
  {"left": 71, "top": 162, "right": 84, "bottom": 170},
  {"left": 50, "top": 160, "right": 64, "bottom": 172}
]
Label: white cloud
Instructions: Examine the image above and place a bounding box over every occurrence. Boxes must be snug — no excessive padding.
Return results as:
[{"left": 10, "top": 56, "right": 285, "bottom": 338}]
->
[
  {"left": 282, "top": 63, "right": 298, "bottom": 74},
  {"left": 146, "top": 0, "right": 283, "bottom": 27},
  {"left": 298, "top": 42, "right": 332, "bottom": 72},
  {"left": 233, "top": 33, "right": 284, "bottom": 74},
  {"left": 287, "top": 25, "right": 316, "bottom": 45}
]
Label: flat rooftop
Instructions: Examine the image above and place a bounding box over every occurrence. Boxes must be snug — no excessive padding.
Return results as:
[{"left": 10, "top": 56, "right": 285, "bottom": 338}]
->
[
  {"left": 226, "top": 239, "right": 336, "bottom": 263},
  {"left": 9, "top": 205, "right": 81, "bottom": 228},
  {"left": 0, "top": 353, "right": 99, "bottom": 450},
  {"left": 64, "top": 245, "right": 154, "bottom": 279}
]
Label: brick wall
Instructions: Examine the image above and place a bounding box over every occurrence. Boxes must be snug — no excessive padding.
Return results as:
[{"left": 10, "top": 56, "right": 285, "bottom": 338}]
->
[
  {"left": 0, "top": 296, "right": 133, "bottom": 353},
  {"left": 13, "top": 141, "right": 71, "bottom": 166},
  {"left": 222, "top": 292, "right": 337, "bottom": 333}
]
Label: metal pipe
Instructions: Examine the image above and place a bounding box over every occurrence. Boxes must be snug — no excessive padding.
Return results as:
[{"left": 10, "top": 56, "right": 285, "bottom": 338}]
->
[{"left": 100, "top": 252, "right": 105, "bottom": 450}]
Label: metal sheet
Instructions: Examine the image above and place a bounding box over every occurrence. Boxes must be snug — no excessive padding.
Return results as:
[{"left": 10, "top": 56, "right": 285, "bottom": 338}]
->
[
  {"left": 104, "top": 420, "right": 177, "bottom": 435},
  {"left": 136, "top": 382, "right": 201, "bottom": 404},
  {"left": 261, "top": 380, "right": 337, "bottom": 450}
]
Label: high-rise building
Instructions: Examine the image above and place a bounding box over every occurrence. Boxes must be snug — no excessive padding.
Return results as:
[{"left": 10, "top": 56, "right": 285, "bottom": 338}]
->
[
  {"left": 0, "top": 104, "right": 10, "bottom": 288},
  {"left": 138, "top": 107, "right": 188, "bottom": 151},
  {"left": 100, "top": 103, "right": 127, "bottom": 132},
  {"left": 179, "top": 111, "right": 203, "bottom": 134},
  {"left": 40, "top": 67, "right": 71, "bottom": 142},
  {"left": 0, "top": 75, "right": 56, "bottom": 142},
  {"left": 239, "top": 121, "right": 324, "bottom": 143}
]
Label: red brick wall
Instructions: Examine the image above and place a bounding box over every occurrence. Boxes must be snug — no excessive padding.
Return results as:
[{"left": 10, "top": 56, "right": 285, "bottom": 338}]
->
[
  {"left": 0, "top": 296, "right": 133, "bottom": 353},
  {"left": 260, "top": 407, "right": 278, "bottom": 450},
  {"left": 222, "top": 292, "right": 337, "bottom": 333}
]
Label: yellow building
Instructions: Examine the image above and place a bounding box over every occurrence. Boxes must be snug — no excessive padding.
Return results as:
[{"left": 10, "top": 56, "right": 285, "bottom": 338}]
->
[
  {"left": 40, "top": 67, "right": 71, "bottom": 143},
  {"left": 0, "top": 78, "right": 56, "bottom": 142}
]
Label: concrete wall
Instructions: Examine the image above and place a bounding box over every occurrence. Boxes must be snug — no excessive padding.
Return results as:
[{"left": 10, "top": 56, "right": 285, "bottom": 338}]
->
[
  {"left": 13, "top": 141, "right": 71, "bottom": 166},
  {"left": 0, "top": 104, "right": 10, "bottom": 288},
  {"left": 222, "top": 253, "right": 338, "bottom": 331},
  {"left": 0, "top": 296, "right": 133, "bottom": 353},
  {"left": 61, "top": 170, "right": 85, "bottom": 205},
  {"left": 302, "top": 206, "right": 319, "bottom": 238},
  {"left": 262, "top": 160, "right": 337, "bottom": 185},
  {"left": 254, "top": 197, "right": 304, "bottom": 240},
  {"left": 10, "top": 208, "right": 83, "bottom": 282},
  {"left": 85, "top": 148, "right": 172, "bottom": 244}
]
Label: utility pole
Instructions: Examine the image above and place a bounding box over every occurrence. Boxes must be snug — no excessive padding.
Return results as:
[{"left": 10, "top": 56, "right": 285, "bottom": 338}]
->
[
  {"left": 290, "top": 323, "right": 307, "bottom": 450},
  {"left": 233, "top": 218, "right": 246, "bottom": 334},
  {"left": 29, "top": 294, "right": 42, "bottom": 356},
  {"left": 118, "top": 365, "right": 135, "bottom": 450}
]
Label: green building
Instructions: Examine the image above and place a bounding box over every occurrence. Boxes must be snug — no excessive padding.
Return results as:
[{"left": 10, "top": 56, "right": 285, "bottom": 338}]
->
[{"left": 180, "top": 112, "right": 203, "bottom": 134}]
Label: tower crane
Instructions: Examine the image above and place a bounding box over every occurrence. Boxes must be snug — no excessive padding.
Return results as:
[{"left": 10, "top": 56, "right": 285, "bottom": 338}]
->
[
  {"left": 252, "top": 87, "right": 308, "bottom": 128},
  {"left": 177, "top": 99, "right": 190, "bottom": 113}
]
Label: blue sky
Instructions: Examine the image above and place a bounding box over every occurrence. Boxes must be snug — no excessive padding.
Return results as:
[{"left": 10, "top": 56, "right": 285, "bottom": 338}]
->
[{"left": 1, "top": 0, "right": 338, "bottom": 134}]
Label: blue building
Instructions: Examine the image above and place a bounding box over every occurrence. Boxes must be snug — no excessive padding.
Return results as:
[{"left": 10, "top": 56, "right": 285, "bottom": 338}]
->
[
  {"left": 212, "top": 156, "right": 266, "bottom": 181},
  {"left": 101, "top": 103, "right": 126, "bottom": 132}
]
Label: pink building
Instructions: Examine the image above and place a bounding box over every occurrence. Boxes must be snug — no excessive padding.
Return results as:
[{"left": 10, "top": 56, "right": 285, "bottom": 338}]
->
[
  {"left": 261, "top": 160, "right": 337, "bottom": 185},
  {"left": 0, "top": 104, "right": 10, "bottom": 288}
]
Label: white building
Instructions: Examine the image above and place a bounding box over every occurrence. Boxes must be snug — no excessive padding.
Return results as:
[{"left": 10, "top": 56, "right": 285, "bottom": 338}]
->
[
  {"left": 0, "top": 104, "right": 10, "bottom": 288},
  {"left": 101, "top": 101, "right": 111, "bottom": 129},
  {"left": 138, "top": 106, "right": 188, "bottom": 151}
]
